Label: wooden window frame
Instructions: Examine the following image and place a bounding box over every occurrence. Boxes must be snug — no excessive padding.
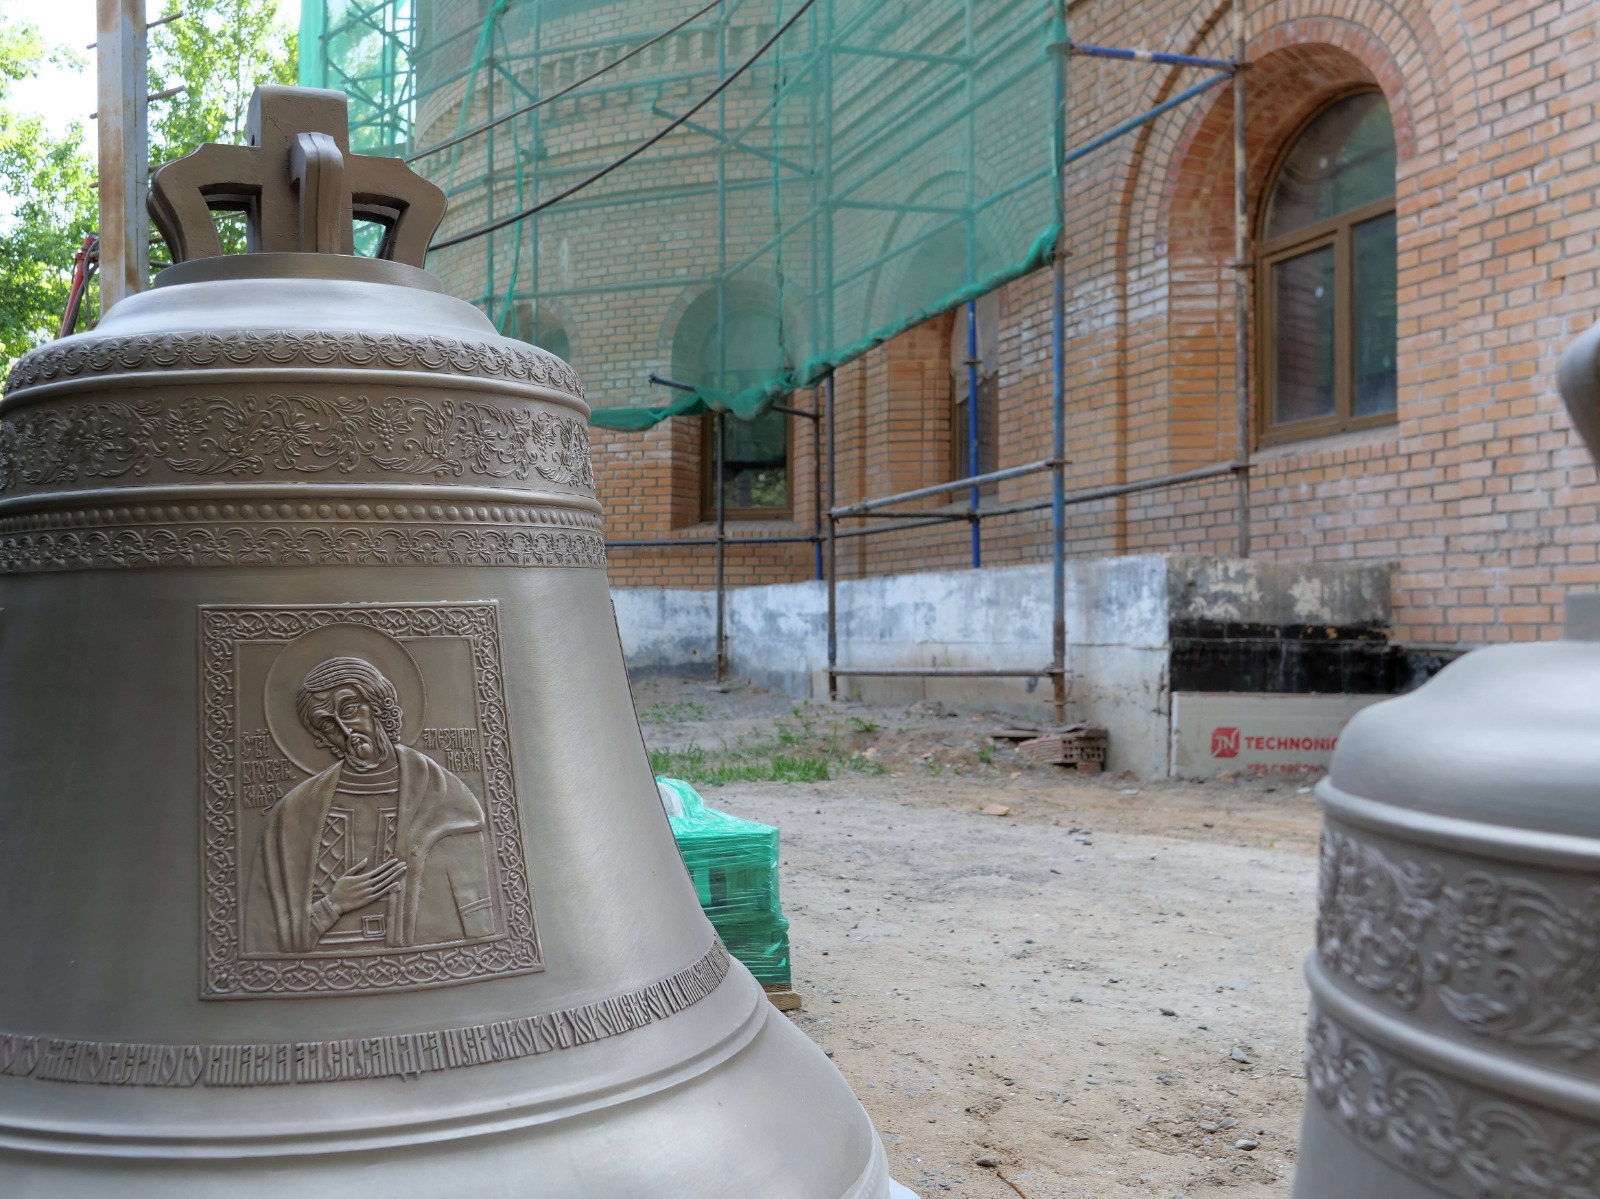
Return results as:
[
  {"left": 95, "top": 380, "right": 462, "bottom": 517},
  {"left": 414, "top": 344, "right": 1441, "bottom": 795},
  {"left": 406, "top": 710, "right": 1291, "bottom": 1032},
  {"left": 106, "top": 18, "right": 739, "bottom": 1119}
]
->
[
  {"left": 1255, "top": 96, "right": 1397, "bottom": 447},
  {"left": 698, "top": 410, "right": 794, "bottom": 522}
]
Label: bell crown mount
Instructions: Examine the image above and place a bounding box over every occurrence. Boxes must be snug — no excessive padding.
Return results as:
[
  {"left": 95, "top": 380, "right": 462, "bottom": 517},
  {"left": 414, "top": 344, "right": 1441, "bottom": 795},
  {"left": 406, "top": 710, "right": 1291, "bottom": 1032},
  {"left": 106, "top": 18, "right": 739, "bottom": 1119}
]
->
[{"left": 148, "top": 85, "right": 446, "bottom": 267}]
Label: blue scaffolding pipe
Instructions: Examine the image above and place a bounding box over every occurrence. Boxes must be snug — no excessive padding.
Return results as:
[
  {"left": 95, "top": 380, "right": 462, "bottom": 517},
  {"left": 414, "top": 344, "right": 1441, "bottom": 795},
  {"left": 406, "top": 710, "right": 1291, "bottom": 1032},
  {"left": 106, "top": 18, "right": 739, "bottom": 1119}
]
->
[
  {"left": 1062, "top": 71, "right": 1229, "bottom": 167},
  {"left": 1068, "top": 43, "right": 1237, "bottom": 71},
  {"left": 607, "top": 535, "right": 820, "bottom": 548}
]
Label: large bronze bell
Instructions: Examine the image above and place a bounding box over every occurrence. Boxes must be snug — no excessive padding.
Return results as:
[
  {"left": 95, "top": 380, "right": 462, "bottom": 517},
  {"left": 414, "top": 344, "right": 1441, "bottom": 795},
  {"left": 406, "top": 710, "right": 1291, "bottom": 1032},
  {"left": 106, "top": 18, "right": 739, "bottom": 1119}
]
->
[
  {"left": 0, "top": 85, "right": 894, "bottom": 1196},
  {"left": 1290, "top": 320, "right": 1600, "bottom": 1196}
]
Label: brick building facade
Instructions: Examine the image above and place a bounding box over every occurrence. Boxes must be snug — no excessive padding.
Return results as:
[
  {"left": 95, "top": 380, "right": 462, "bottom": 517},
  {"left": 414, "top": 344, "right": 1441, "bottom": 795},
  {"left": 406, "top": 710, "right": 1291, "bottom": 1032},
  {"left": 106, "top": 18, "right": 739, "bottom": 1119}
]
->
[{"left": 428, "top": 0, "right": 1600, "bottom": 654}]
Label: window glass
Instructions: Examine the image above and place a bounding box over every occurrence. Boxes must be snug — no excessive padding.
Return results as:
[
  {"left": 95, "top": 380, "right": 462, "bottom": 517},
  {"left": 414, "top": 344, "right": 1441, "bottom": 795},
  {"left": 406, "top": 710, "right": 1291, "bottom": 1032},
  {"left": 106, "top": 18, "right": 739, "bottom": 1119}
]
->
[
  {"left": 673, "top": 289, "right": 790, "bottom": 515},
  {"left": 1270, "top": 244, "right": 1337, "bottom": 425},
  {"left": 1352, "top": 211, "right": 1398, "bottom": 417},
  {"left": 705, "top": 307, "right": 787, "bottom": 510},
  {"left": 1265, "top": 93, "right": 1396, "bottom": 239},
  {"left": 716, "top": 410, "right": 789, "bottom": 510}
]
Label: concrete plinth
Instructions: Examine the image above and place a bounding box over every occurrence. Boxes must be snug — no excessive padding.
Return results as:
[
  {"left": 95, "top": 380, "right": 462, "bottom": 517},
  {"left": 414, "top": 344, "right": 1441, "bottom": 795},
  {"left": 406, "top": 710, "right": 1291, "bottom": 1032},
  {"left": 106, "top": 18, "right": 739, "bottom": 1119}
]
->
[{"left": 610, "top": 554, "right": 1399, "bottom": 778}]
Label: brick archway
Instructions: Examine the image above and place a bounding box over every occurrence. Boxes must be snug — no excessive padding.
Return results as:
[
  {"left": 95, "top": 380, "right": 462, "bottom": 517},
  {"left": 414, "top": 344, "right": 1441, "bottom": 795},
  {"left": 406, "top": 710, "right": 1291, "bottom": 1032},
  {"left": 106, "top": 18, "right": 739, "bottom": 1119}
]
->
[
  {"left": 1158, "top": 38, "right": 1413, "bottom": 467},
  {"left": 1079, "top": 0, "right": 1449, "bottom": 474}
]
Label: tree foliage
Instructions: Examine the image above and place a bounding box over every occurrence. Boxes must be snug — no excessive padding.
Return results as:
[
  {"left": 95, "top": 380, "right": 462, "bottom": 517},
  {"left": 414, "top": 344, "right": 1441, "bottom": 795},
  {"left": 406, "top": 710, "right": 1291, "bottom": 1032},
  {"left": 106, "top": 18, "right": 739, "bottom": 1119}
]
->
[
  {"left": 0, "top": 2, "right": 295, "bottom": 371},
  {"left": 148, "top": 0, "right": 298, "bottom": 166},
  {"left": 0, "top": 19, "right": 97, "bottom": 368},
  {"left": 148, "top": 0, "right": 298, "bottom": 256}
]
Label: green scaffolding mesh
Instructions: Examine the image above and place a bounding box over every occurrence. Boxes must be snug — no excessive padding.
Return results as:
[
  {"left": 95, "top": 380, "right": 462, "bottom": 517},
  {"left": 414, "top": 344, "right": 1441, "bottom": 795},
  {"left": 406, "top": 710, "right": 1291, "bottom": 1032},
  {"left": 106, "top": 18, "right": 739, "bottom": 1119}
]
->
[
  {"left": 657, "top": 777, "right": 791, "bottom": 987},
  {"left": 301, "top": 0, "right": 1064, "bottom": 430}
]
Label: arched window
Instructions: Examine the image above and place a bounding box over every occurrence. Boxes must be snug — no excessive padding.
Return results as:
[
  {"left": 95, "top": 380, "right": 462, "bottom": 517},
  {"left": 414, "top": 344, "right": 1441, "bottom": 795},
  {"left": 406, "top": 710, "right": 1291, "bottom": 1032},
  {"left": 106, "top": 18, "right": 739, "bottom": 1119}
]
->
[
  {"left": 670, "top": 285, "right": 790, "bottom": 519},
  {"left": 1258, "top": 91, "right": 1397, "bottom": 442}
]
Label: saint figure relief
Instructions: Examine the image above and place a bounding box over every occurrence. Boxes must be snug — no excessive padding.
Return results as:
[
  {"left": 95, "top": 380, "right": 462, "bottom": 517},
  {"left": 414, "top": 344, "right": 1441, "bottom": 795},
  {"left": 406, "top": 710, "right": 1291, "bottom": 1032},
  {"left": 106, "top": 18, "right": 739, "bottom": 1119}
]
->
[{"left": 245, "top": 656, "right": 498, "bottom": 955}]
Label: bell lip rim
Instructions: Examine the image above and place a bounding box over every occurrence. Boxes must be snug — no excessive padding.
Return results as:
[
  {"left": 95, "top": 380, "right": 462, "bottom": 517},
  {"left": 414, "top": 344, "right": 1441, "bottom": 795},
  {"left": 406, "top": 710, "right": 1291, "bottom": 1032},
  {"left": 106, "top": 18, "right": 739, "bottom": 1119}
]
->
[{"left": 152, "top": 253, "right": 445, "bottom": 293}]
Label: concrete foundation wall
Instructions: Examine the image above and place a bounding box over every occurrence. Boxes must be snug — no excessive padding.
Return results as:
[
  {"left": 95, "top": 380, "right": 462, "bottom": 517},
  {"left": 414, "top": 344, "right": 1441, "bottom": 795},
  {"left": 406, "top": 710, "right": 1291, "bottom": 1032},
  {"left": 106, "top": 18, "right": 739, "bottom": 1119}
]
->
[{"left": 611, "top": 554, "right": 1395, "bottom": 779}]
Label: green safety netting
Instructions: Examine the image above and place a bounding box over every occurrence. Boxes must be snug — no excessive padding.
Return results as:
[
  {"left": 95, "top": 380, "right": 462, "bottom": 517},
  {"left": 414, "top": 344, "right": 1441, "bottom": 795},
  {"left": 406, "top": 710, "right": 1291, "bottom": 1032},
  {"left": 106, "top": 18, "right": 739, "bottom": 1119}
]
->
[
  {"left": 657, "top": 777, "right": 791, "bottom": 987},
  {"left": 302, "top": 0, "right": 1064, "bottom": 438}
]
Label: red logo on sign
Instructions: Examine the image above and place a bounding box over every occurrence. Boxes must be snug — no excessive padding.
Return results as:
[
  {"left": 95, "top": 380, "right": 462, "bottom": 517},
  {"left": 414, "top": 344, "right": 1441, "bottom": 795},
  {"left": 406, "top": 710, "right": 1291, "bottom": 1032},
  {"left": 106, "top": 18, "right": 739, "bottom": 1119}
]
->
[{"left": 1212, "top": 727, "right": 1241, "bottom": 758}]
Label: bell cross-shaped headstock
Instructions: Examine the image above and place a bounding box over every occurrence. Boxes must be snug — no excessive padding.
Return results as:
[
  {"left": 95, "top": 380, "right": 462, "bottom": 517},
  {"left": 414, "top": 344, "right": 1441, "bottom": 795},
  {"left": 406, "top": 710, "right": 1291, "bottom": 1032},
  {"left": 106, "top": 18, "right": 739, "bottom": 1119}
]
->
[{"left": 148, "top": 85, "right": 446, "bottom": 267}]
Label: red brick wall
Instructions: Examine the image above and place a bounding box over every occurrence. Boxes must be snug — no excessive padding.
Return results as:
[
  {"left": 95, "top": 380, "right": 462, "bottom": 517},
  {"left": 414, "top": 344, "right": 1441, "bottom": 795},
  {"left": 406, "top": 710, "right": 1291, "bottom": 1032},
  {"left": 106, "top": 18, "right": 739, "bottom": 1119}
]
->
[{"left": 433, "top": 1, "right": 1600, "bottom": 649}]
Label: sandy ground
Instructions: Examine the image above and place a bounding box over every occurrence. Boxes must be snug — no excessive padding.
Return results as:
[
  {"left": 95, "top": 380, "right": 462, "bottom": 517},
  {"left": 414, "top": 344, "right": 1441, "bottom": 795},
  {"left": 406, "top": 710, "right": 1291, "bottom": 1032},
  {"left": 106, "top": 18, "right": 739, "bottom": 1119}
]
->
[{"left": 634, "top": 678, "right": 1325, "bottom": 1198}]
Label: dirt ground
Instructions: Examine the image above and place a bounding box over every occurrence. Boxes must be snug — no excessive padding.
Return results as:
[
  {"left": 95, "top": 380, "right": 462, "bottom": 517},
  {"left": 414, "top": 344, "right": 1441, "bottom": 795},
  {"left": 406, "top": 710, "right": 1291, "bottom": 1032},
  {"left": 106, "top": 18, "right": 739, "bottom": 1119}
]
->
[{"left": 633, "top": 676, "right": 1324, "bottom": 1199}]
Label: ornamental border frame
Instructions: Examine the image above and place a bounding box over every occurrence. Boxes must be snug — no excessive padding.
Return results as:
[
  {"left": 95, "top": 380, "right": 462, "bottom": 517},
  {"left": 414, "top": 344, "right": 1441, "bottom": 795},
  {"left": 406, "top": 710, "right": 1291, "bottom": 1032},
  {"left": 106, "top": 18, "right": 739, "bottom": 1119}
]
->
[
  {"left": 1305, "top": 1004, "right": 1600, "bottom": 1199},
  {"left": 0, "top": 515, "right": 607, "bottom": 573},
  {"left": 4, "top": 331, "right": 586, "bottom": 401},
  {"left": 200, "top": 601, "right": 542, "bottom": 999},
  {"left": 1316, "top": 824, "right": 1600, "bottom": 1060},
  {"left": 0, "top": 394, "right": 596, "bottom": 497}
]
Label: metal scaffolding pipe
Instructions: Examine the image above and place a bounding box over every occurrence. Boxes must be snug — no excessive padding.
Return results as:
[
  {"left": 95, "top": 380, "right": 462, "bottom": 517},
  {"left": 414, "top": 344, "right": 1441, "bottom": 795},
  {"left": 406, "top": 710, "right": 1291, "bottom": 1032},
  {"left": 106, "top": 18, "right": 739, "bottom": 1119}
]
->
[
  {"left": 1059, "top": 461, "right": 1243, "bottom": 506},
  {"left": 835, "top": 510, "right": 974, "bottom": 521},
  {"left": 812, "top": 385, "right": 825, "bottom": 580},
  {"left": 713, "top": 411, "right": 727, "bottom": 682},
  {"left": 831, "top": 666, "right": 1063, "bottom": 678},
  {"left": 830, "top": 458, "right": 1061, "bottom": 517},
  {"left": 605, "top": 535, "right": 819, "bottom": 548},
  {"left": 834, "top": 516, "right": 969, "bottom": 539},
  {"left": 825, "top": 372, "right": 838, "bottom": 701},
  {"left": 842, "top": 460, "right": 1246, "bottom": 528},
  {"left": 1232, "top": 0, "right": 1252, "bottom": 558},
  {"left": 1051, "top": 0, "right": 1069, "bottom": 723},
  {"left": 1062, "top": 71, "right": 1229, "bottom": 168},
  {"left": 1067, "top": 43, "right": 1236, "bottom": 70}
]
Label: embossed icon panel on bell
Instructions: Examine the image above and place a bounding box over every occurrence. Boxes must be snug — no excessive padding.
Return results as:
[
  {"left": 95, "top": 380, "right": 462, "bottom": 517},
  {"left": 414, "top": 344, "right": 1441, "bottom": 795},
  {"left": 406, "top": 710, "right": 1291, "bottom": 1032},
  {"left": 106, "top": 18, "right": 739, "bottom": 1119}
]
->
[
  {"left": 0, "top": 86, "right": 894, "bottom": 1197},
  {"left": 201, "top": 602, "right": 541, "bottom": 998}
]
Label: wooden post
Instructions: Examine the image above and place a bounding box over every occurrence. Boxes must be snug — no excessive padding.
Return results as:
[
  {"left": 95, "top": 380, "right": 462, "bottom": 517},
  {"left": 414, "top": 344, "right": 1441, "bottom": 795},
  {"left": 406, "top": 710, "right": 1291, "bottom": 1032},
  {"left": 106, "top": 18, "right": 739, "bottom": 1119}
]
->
[{"left": 96, "top": 0, "right": 149, "bottom": 310}]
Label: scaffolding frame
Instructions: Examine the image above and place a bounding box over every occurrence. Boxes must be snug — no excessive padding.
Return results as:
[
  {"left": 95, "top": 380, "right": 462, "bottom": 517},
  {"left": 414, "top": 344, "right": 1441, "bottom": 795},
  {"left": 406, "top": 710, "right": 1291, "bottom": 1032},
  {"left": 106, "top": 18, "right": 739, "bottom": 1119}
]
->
[
  {"left": 594, "top": 11, "right": 1255, "bottom": 722},
  {"left": 302, "top": 0, "right": 1255, "bottom": 723},
  {"left": 300, "top": 0, "right": 416, "bottom": 153}
]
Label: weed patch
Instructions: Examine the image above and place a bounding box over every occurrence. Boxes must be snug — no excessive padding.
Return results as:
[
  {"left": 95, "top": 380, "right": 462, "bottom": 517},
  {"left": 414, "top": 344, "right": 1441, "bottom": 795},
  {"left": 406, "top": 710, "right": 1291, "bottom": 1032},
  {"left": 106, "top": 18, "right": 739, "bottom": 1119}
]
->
[
  {"left": 638, "top": 700, "right": 711, "bottom": 724},
  {"left": 649, "top": 743, "right": 830, "bottom": 784}
]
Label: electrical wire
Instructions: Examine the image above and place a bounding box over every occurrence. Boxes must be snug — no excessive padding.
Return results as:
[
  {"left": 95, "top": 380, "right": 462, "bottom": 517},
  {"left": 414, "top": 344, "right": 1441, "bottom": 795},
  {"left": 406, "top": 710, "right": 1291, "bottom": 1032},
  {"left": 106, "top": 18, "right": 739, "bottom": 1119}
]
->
[
  {"left": 406, "top": 0, "right": 728, "bottom": 164},
  {"left": 429, "top": 0, "right": 819, "bottom": 253}
]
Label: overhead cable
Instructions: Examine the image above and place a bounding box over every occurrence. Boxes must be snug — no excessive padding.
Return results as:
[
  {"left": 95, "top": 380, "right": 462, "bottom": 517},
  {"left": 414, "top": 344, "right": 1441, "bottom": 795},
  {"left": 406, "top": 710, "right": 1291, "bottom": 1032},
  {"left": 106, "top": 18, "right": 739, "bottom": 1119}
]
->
[
  {"left": 429, "top": 0, "right": 819, "bottom": 252},
  {"left": 408, "top": 0, "right": 728, "bottom": 164}
]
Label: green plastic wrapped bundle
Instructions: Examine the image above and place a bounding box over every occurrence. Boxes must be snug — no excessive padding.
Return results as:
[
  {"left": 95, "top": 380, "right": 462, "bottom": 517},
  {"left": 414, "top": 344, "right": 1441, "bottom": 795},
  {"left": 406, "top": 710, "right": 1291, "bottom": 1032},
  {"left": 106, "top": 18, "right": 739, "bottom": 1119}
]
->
[{"left": 657, "top": 777, "right": 791, "bottom": 988}]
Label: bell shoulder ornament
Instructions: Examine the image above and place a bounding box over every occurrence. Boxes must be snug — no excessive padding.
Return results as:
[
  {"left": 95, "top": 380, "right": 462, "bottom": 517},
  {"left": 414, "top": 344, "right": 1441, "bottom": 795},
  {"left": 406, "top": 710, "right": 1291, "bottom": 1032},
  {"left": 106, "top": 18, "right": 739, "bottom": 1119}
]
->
[{"left": 0, "top": 87, "right": 594, "bottom": 573}]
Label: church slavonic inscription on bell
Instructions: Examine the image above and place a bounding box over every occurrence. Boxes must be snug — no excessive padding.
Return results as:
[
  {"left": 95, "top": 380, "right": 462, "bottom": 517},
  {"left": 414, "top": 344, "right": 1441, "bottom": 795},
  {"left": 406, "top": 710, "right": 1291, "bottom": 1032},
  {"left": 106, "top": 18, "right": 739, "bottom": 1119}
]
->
[
  {"left": 240, "top": 730, "right": 298, "bottom": 809},
  {"left": 201, "top": 602, "right": 541, "bottom": 998},
  {"left": 418, "top": 726, "right": 483, "bottom": 775}
]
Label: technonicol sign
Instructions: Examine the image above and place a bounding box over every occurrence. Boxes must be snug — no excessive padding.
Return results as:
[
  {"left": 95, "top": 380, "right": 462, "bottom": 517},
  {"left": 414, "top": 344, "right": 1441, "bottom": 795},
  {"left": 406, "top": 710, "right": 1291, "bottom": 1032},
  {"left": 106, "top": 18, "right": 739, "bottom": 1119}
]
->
[{"left": 1170, "top": 692, "right": 1388, "bottom": 779}]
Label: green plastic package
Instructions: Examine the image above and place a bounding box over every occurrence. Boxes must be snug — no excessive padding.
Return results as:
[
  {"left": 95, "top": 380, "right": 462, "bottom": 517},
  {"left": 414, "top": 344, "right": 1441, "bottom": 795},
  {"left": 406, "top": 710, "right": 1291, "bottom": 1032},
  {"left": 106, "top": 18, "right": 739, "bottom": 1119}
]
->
[{"left": 657, "top": 777, "right": 791, "bottom": 988}]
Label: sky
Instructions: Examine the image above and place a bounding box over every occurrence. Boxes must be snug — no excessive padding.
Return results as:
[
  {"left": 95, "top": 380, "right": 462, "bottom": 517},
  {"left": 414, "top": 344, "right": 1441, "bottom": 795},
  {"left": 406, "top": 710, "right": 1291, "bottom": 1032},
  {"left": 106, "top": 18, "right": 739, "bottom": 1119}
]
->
[{"left": 6, "top": 0, "right": 302, "bottom": 148}]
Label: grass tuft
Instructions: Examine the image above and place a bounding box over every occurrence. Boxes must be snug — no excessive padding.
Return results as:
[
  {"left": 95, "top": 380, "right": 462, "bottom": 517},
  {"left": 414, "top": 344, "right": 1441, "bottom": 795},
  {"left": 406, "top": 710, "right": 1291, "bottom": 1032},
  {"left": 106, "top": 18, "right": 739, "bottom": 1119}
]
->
[{"left": 638, "top": 700, "right": 711, "bottom": 724}]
